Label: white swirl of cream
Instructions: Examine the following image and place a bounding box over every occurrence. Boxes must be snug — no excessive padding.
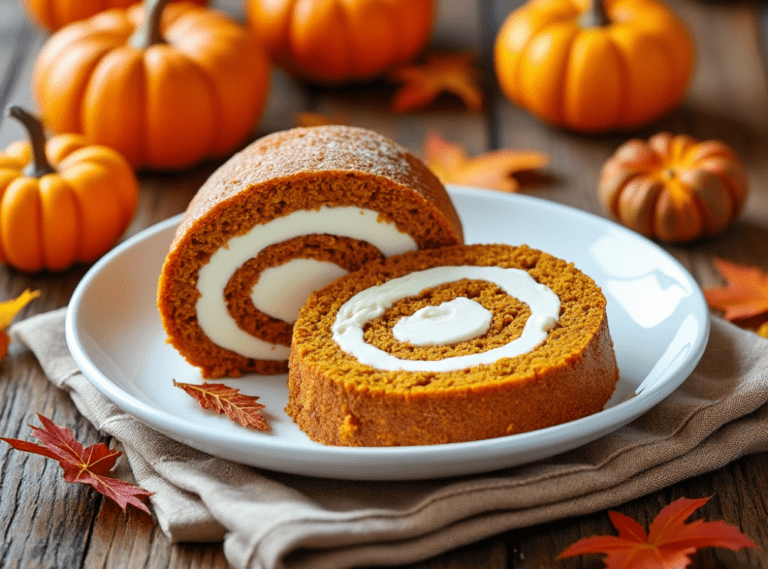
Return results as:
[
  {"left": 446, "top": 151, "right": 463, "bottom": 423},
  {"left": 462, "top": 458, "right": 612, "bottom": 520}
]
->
[
  {"left": 196, "top": 206, "right": 417, "bottom": 359},
  {"left": 332, "top": 266, "right": 560, "bottom": 372}
]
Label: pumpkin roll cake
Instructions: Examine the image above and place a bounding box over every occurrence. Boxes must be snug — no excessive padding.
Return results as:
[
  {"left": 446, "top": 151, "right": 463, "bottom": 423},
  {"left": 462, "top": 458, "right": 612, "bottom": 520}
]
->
[
  {"left": 157, "top": 126, "right": 463, "bottom": 378},
  {"left": 287, "top": 244, "right": 619, "bottom": 446}
]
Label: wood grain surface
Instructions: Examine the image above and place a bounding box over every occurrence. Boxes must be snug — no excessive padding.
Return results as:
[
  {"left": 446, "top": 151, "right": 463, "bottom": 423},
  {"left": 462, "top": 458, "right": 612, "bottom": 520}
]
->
[{"left": 1, "top": 0, "right": 767, "bottom": 567}]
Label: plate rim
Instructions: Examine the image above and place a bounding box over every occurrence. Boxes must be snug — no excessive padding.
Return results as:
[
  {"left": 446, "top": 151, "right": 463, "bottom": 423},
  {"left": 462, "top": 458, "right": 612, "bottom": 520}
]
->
[{"left": 65, "top": 186, "right": 711, "bottom": 479}]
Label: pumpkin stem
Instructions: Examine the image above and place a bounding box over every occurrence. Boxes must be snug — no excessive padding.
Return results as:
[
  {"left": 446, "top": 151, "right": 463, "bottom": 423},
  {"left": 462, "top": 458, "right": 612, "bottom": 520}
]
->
[
  {"left": 129, "top": 0, "right": 170, "bottom": 49},
  {"left": 6, "top": 106, "right": 56, "bottom": 178},
  {"left": 579, "top": 0, "right": 610, "bottom": 28}
]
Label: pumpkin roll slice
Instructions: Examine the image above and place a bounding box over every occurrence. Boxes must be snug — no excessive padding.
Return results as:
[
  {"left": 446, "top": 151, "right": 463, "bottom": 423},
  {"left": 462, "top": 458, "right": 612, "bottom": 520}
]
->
[
  {"left": 158, "top": 125, "right": 463, "bottom": 378},
  {"left": 287, "top": 244, "right": 619, "bottom": 446}
]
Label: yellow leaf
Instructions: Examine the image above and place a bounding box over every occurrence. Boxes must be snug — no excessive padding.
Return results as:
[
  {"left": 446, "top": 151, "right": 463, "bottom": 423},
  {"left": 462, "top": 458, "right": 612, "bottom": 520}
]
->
[{"left": 0, "top": 289, "right": 40, "bottom": 330}]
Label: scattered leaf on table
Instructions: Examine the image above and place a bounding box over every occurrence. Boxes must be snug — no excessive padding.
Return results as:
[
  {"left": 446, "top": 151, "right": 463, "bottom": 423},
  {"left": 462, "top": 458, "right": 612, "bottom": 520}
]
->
[
  {"left": 558, "top": 496, "right": 756, "bottom": 569},
  {"left": 1, "top": 414, "right": 152, "bottom": 514},
  {"left": 703, "top": 259, "right": 768, "bottom": 322},
  {"left": 174, "top": 380, "right": 268, "bottom": 430},
  {"left": 424, "top": 132, "right": 548, "bottom": 192},
  {"left": 0, "top": 289, "right": 40, "bottom": 359},
  {"left": 388, "top": 52, "right": 483, "bottom": 113}
]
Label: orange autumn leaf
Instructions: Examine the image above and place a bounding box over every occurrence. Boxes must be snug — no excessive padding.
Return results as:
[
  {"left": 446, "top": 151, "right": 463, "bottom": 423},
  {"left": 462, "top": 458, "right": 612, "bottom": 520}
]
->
[
  {"left": 0, "top": 289, "right": 40, "bottom": 359},
  {"left": 703, "top": 259, "right": 768, "bottom": 322},
  {"left": 1, "top": 414, "right": 152, "bottom": 514},
  {"left": 388, "top": 52, "right": 483, "bottom": 113},
  {"left": 174, "top": 380, "right": 268, "bottom": 430},
  {"left": 558, "top": 496, "right": 756, "bottom": 569},
  {"left": 424, "top": 132, "right": 548, "bottom": 192}
]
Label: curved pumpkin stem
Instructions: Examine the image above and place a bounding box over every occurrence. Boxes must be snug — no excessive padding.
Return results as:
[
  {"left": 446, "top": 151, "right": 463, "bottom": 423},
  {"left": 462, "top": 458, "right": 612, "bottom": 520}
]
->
[
  {"left": 579, "top": 0, "right": 610, "bottom": 28},
  {"left": 130, "top": 0, "right": 170, "bottom": 49},
  {"left": 6, "top": 106, "right": 56, "bottom": 178}
]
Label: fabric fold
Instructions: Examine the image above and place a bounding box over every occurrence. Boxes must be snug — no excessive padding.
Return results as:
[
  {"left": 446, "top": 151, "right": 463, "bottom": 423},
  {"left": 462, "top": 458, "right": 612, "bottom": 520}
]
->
[{"left": 11, "top": 308, "right": 768, "bottom": 569}]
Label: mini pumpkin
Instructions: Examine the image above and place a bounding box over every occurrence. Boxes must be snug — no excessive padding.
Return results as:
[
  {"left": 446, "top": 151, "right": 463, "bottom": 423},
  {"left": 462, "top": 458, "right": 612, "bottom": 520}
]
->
[
  {"left": 599, "top": 132, "right": 748, "bottom": 243},
  {"left": 0, "top": 107, "right": 138, "bottom": 272},
  {"left": 21, "top": 0, "right": 205, "bottom": 32},
  {"left": 33, "top": 0, "right": 270, "bottom": 170},
  {"left": 494, "top": 0, "right": 695, "bottom": 132},
  {"left": 246, "top": 0, "right": 434, "bottom": 83}
]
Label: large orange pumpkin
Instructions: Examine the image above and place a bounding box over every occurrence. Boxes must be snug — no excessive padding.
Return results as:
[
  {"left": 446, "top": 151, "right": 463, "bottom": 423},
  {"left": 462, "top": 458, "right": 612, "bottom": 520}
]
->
[
  {"left": 494, "top": 0, "right": 695, "bottom": 132},
  {"left": 599, "top": 132, "right": 748, "bottom": 243},
  {"left": 0, "top": 107, "right": 138, "bottom": 272},
  {"left": 246, "top": 0, "right": 434, "bottom": 83},
  {"left": 33, "top": 0, "right": 271, "bottom": 170},
  {"left": 21, "top": 0, "right": 205, "bottom": 32}
]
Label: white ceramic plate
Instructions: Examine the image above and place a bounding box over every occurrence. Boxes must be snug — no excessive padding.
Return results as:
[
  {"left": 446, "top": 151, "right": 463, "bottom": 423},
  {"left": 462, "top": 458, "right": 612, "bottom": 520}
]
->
[{"left": 66, "top": 186, "right": 710, "bottom": 480}]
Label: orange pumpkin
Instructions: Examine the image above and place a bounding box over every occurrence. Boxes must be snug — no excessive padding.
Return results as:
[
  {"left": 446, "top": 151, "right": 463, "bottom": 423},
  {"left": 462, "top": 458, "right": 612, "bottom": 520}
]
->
[
  {"left": 33, "top": 0, "right": 271, "bottom": 170},
  {"left": 599, "top": 132, "right": 748, "bottom": 243},
  {"left": 21, "top": 0, "right": 205, "bottom": 32},
  {"left": 246, "top": 0, "right": 434, "bottom": 83},
  {"left": 0, "top": 107, "right": 138, "bottom": 272},
  {"left": 494, "top": 0, "right": 695, "bottom": 132}
]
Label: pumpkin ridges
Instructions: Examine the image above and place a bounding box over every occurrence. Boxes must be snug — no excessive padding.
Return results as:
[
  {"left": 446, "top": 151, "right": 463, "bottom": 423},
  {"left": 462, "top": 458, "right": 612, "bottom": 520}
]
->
[
  {"left": 1, "top": 178, "right": 44, "bottom": 272},
  {"left": 563, "top": 29, "right": 624, "bottom": 131},
  {"left": 81, "top": 46, "right": 147, "bottom": 167},
  {"left": 616, "top": 176, "right": 663, "bottom": 236},
  {"left": 345, "top": 0, "right": 399, "bottom": 78},
  {"left": 290, "top": 0, "right": 353, "bottom": 82},
  {"left": 392, "top": 0, "right": 434, "bottom": 62},
  {"left": 38, "top": 175, "right": 80, "bottom": 270},
  {"left": 36, "top": 34, "right": 126, "bottom": 135},
  {"left": 518, "top": 23, "right": 580, "bottom": 126}
]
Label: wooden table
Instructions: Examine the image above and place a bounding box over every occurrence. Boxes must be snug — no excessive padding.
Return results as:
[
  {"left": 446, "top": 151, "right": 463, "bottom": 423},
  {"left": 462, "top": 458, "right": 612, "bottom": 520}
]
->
[{"left": 2, "top": 0, "right": 768, "bottom": 567}]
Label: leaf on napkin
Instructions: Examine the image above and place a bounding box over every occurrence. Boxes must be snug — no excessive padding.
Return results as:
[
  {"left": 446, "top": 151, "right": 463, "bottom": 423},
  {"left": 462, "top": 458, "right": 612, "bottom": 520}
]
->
[
  {"left": 558, "top": 496, "right": 756, "bottom": 569},
  {"left": 703, "top": 259, "right": 768, "bottom": 322},
  {"left": 174, "top": 380, "right": 268, "bottom": 431},
  {"left": 424, "top": 132, "right": 548, "bottom": 192},
  {"left": 1, "top": 414, "right": 152, "bottom": 514},
  {"left": 388, "top": 52, "right": 483, "bottom": 113},
  {"left": 0, "top": 289, "right": 40, "bottom": 359}
]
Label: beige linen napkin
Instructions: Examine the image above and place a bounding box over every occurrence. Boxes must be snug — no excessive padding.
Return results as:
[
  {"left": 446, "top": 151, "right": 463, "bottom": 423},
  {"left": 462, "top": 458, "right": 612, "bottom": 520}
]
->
[{"left": 11, "top": 308, "right": 768, "bottom": 569}]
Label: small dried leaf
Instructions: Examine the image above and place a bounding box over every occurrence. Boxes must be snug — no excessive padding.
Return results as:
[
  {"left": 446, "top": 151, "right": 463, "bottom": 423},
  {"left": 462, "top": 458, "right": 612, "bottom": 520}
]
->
[
  {"left": 388, "top": 52, "right": 483, "bottom": 113},
  {"left": 1, "top": 414, "right": 152, "bottom": 514},
  {"left": 174, "top": 380, "right": 269, "bottom": 431},
  {"left": 703, "top": 259, "right": 768, "bottom": 322},
  {"left": 424, "top": 132, "right": 548, "bottom": 192},
  {"left": 558, "top": 496, "right": 756, "bottom": 569}
]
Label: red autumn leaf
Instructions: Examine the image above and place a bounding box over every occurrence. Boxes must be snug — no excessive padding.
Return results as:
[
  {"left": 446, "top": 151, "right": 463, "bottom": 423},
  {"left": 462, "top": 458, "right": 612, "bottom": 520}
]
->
[
  {"left": 0, "top": 289, "right": 40, "bottom": 359},
  {"left": 558, "top": 496, "right": 756, "bottom": 569},
  {"left": 1, "top": 414, "right": 152, "bottom": 514},
  {"left": 388, "top": 52, "right": 483, "bottom": 113},
  {"left": 424, "top": 132, "right": 548, "bottom": 192},
  {"left": 174, "top": 380, "right": 269, "bottom": 431},
  {"left": 703, "top": 259, "right": 768, "bottom": 322}
]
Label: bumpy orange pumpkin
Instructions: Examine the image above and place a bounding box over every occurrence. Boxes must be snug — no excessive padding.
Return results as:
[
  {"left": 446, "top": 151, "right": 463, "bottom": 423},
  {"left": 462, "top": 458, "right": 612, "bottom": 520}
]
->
[
  {"left": 494, "top": 0, "right": 695, "bottom": 132},
  {"left": 33, "top": 0, "right": 270, "bottom": 170},
  {"left": 0, "top": 107, "right": 138, "bottom": 272},
  {"left": 246, "top": 0, "right": 434, "bottom": 83},
  {"left": 21, "top": 0, "right": 205, "bottom": 32},
  {"left": 599, "top": 132, "right": 748, "bottom": 243}
]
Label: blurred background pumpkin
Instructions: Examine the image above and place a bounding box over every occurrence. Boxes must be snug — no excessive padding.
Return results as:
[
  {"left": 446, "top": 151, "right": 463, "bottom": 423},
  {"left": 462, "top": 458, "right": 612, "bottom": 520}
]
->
[
  {"left": 21, "top": 0, "right": 206, "bottom": 32},
  {"left": 494, "top": 0, "right": 695, "bottom": 133},
  {"left": 246, "top": 0, "right": 435, "bottom": 83}
]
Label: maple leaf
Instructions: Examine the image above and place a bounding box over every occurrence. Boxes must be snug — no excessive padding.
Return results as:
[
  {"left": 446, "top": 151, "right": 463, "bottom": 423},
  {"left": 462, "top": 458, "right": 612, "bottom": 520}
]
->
[
  {"left": 558, "top": 496, "right": 756, "bottom": 569},
  {"left": 424, "top": 132, "right": 548, "bottom": 192},
  {"left": 0, "top": 289, "right": 40, "bottom": 359},
  {"left": 1, "top": 414, "right": 152, "bottom": 514},
  {"left": 388, "top": 52, "right": 483, "bottom": 113},
  {"left": 174, "top": 380, "right": 269, "bottom": 431},
  {"left": 703, "top": 259, "right": 768, "bottom": 322}
]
